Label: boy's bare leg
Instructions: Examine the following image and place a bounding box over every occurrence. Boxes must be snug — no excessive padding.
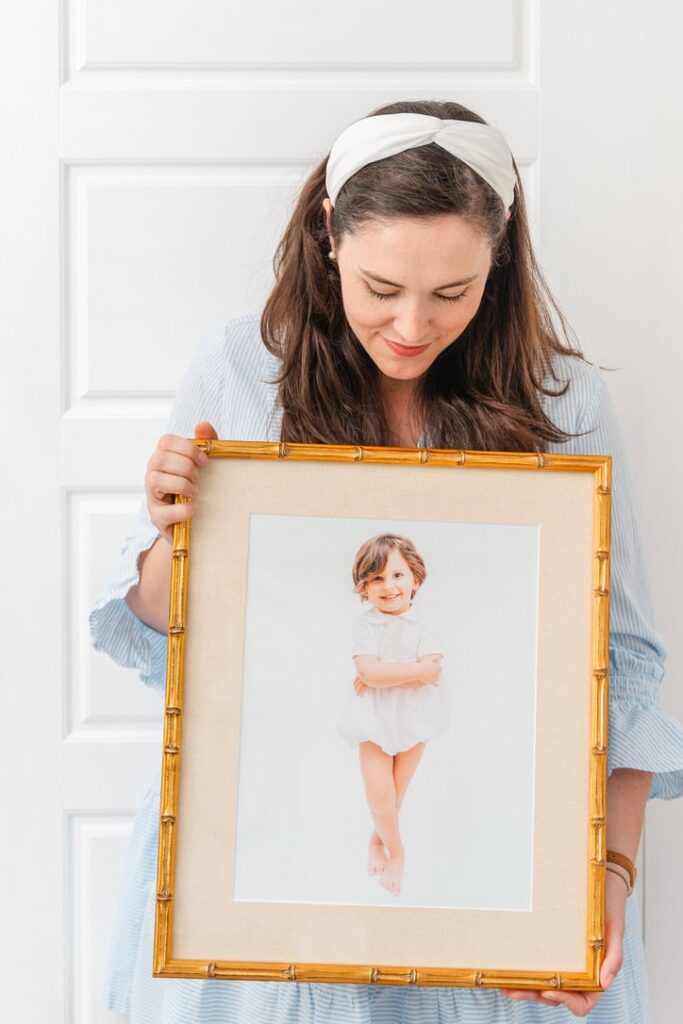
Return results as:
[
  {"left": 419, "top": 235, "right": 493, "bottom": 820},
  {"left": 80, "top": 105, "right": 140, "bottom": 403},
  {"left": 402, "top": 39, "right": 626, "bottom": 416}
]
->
[
  {"left": 393, "top": 742, "right": 426, "bottom": 811},
  {"left": 359, "top": 741, "right": 404, "bottom": 895},
  {"left": 368, "top": 832, "right": 388, "bottom": 876},
  {"left": 369, "top": 741, "right": 426, "bottom": 845}
]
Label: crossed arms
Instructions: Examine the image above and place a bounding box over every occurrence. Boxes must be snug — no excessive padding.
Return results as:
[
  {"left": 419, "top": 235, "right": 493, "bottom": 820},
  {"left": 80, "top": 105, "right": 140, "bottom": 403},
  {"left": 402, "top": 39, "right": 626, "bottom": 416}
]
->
[{"left": 353, "top": 653, "right": 442, "bottom": 692}]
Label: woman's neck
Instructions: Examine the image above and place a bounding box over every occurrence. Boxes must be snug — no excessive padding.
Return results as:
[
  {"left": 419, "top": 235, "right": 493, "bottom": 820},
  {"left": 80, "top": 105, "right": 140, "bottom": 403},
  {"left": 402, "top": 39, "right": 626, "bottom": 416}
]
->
[{"left": 381, "top": 377, "right": 422, "bottom": 448}]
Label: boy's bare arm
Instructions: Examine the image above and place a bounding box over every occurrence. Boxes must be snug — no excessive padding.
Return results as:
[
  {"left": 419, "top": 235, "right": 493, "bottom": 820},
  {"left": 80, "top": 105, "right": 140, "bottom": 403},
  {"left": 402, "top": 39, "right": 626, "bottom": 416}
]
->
[
  {"left": 397, "top": 652, "right": 442, "bottom": 689},
  {"left": 354, "top": 654, "right": 440, "bottom": 688}
]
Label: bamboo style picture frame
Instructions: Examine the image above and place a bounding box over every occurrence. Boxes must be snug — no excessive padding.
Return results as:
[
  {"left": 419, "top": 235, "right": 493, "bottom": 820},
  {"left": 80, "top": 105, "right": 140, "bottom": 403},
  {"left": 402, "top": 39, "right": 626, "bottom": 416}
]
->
[{"left": 153, "top": 440, "right": 611, "bottom": 992}]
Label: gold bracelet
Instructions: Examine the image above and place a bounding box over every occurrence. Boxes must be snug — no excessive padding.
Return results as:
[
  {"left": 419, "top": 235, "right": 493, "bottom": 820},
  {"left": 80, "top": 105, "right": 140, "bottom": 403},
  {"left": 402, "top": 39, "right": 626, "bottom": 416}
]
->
[
  {"left": 606, "top": 861, "right": 633, "bottom": 896},
  {"left": 606, "top": 849, "right": 637, "bottom": 889},
  {"left": 605, "top": 849, "right": 636, "bottom": 896}
]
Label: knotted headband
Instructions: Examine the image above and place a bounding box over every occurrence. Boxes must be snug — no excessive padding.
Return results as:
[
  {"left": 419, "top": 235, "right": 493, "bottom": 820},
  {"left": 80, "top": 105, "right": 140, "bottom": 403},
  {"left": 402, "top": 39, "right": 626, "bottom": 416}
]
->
[{"left": 325, "top": 112, "right": 516, "bottom": 212}]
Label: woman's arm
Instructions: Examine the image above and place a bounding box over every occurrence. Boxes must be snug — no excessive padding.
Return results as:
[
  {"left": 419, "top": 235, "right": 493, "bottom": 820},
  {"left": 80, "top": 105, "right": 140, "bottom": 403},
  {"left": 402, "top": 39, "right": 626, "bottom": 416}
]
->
[
  {"left": 124, "top": 536, "right": 173, "bottom": 635},
  {"left": 501, "top": 766, "right": 653, "bottom": 1016},
  {"left": 501, "top": 363, "right": 671, "bottom": 1016},
  {"left": 89, "top": 324, "right": 230, "bottom": 689},
  {"left": 606, "top": 767, "right": 652, "bottom": 862}
]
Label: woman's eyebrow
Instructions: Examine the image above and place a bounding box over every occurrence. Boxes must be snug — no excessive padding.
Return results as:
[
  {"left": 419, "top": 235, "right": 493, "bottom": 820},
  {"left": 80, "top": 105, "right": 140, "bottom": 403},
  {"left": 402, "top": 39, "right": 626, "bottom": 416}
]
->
[{"left": 359, "top": 268, "right": 478, "bottom": 290}]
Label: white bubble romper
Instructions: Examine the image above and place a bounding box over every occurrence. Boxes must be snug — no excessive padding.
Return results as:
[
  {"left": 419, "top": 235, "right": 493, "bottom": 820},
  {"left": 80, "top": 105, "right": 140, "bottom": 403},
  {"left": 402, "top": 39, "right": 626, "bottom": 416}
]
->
[{"left": 337, "top": 600, "right": 450, "bottom": 756}]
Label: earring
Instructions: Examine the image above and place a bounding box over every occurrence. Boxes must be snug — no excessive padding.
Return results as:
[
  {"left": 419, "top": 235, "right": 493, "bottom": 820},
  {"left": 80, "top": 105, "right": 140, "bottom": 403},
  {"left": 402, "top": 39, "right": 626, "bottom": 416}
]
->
[{"left": 328, "top": 249, "right": 336, "bottom": 260}]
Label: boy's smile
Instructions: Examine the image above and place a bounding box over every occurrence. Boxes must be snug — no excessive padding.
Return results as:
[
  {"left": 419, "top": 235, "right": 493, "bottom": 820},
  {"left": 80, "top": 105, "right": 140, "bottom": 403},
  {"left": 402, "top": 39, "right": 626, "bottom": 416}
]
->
[{"left": 363, "top": 548, "right": 418, "bottom": 615}]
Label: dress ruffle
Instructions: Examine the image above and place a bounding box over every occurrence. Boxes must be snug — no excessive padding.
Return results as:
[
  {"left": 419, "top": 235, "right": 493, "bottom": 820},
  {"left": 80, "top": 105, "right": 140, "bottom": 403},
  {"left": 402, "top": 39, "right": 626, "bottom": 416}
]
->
[
  {"left": 88, "top": 504, "right": 167, "bottom": 694},
  {"left": 608, "top": 675, "right": 683, "bottom": 800}
]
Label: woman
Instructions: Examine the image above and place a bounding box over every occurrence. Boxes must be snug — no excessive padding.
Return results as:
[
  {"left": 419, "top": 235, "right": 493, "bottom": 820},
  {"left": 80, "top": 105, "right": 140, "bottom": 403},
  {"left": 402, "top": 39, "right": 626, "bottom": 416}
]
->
[{"left": 90, "top": 98, "right": 683, "bottom": 1022}]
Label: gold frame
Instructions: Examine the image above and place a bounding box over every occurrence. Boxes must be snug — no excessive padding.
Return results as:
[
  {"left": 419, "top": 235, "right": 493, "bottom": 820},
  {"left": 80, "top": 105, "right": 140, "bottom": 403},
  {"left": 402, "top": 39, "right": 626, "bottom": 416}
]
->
[{"left": 153, "top": 440, "right": 611, "bottom": 992}]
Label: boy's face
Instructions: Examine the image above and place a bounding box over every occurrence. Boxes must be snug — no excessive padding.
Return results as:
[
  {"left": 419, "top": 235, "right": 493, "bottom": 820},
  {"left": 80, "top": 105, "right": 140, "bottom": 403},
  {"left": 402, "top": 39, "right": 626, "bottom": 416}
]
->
[{"left": 362, "top": 548, "right": 417, "bottom": 616}]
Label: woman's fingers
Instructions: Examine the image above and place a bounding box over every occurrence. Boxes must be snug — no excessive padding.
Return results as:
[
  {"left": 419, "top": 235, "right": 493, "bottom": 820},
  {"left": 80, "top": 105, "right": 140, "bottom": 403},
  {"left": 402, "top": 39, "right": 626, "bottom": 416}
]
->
[
  {"left": 152, "top": 498, "right": 196, "bottom": 545},
  {"left": 151, "top": 434, "right": 207, "bottom": 472},
  {"left": 500, "top": 988, "right": 601, "bottom": 1015},
  {"left": 149, "top": 450, "right": 200, "bottom": 482},
  {"left": 155, "top": 498, "right": 196, "bottom": 529},
  {"left": 538, "top": 991, "right": 599, "bottom": 1015},
  {"left": 145, "top": 430, "right": 214, "bottom": 536},
  {"left": 595, "top": 874, "right": 626, "bottom": 994},
  {"left": 194, "top": 420, "right": 218, "bottom": 441},
  {"left": 148, "top": 469, "right": 199, "bottom": 501},
  {"left": 501, "top": 880, "right": 627, "bottom": 1016},
  {"left": 499, "top": 989, "right": 565, "bottom": 1007}
]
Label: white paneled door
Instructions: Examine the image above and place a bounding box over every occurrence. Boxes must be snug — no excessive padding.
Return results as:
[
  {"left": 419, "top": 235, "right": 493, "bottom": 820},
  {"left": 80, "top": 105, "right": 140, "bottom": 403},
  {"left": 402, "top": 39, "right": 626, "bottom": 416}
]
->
[{"left": 2, "top": 2, "right": 681, "bottom": 1021}]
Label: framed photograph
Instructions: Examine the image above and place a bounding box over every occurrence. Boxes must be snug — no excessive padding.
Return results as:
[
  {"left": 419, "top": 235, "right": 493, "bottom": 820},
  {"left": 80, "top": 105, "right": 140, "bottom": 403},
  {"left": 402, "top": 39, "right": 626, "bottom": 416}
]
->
[{"left": 153, "top": 440, "right": 611, "bottom": 992}]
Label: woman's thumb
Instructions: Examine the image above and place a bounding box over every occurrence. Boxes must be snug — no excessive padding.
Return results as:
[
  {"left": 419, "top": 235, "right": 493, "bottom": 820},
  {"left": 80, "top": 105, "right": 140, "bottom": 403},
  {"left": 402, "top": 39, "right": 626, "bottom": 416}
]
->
[{"left": 194, "top": 421, "right": 218, "bottom": 441}]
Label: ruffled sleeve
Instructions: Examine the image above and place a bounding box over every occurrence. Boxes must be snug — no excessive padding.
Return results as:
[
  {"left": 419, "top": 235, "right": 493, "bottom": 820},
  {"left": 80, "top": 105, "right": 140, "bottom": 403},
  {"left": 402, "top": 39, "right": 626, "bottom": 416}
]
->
[
  {"left": 558, "top": 363, "right": 683, "bottom": 800},
  {"left": 88, "top": 323, "right": 229, "bottom": 694}
]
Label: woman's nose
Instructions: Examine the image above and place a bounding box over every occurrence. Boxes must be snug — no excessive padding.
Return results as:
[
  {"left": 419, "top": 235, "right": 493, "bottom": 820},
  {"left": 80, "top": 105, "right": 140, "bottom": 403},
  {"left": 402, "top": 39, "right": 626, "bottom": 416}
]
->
[{"left": 392, "top": 301, "right": 432, "bottom": 344}]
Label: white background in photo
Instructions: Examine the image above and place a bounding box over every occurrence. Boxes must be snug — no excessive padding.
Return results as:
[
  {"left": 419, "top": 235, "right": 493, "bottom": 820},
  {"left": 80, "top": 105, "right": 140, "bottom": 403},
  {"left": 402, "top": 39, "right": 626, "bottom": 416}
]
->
[{"left": 234, "top": 514, "right": 539, "bottom": 910}]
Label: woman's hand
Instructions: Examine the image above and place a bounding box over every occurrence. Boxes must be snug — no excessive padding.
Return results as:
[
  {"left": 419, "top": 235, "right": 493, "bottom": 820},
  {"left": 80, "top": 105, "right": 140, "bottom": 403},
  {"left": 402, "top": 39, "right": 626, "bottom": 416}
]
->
[
  {"left": 499, "top": 871, "right": 627, "bottom": 1016},
  {"left": 145, "top": 421, "right": 217, "bottom": 543}
]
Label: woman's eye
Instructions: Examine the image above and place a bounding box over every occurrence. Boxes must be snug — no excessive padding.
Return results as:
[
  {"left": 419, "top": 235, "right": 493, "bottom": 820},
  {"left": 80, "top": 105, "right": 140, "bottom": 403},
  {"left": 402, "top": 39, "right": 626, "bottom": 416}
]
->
[
  {"left": 364, "top": 283, "right": 467, "bottom": 304},
  {"left": 365, "top": 284, "right": 396, "bottom": 302}
]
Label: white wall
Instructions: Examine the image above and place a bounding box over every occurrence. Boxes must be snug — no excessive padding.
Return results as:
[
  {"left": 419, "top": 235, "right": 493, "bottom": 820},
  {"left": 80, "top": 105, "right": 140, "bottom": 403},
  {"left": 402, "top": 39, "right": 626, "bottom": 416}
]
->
[
  {"left": 2, "top": 1, "right": 681, "bottom": 1020},
  {"left": 536, "top": 7, "right": 683, "bottom": 1019}
]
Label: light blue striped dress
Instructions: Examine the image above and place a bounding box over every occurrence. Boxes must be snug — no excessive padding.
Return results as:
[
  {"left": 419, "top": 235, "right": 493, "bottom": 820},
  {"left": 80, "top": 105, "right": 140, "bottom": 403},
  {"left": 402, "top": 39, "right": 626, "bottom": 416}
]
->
[{"left": 90, "top": 313, "right": 683, "bottom": 1024}]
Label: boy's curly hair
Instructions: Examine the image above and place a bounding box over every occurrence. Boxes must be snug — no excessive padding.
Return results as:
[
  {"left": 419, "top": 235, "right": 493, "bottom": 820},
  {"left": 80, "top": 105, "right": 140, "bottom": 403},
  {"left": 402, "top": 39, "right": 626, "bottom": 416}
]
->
[{"left": 352, "top": 533, "right": 426, "bottom": 602}]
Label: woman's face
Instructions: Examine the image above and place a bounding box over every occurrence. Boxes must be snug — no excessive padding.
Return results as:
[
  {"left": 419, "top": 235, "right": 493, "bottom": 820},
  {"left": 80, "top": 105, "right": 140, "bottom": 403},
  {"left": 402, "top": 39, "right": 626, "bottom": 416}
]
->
[{"left": 324, "top": 201, "right": 493, "bottom": 390}]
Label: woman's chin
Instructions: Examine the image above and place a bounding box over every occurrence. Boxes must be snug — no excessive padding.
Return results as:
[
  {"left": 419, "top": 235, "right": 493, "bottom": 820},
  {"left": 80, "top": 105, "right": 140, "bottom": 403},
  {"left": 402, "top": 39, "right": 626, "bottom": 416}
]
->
[{"left": 378, "top": 362, "right": 428, "bottom": 386}]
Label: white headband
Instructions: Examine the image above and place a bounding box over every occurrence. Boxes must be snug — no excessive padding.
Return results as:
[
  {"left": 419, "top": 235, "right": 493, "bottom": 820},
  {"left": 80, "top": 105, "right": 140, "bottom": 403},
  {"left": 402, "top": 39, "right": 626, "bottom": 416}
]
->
[{"left": 325, "top": 113, "right": 516, "bottom": 212}]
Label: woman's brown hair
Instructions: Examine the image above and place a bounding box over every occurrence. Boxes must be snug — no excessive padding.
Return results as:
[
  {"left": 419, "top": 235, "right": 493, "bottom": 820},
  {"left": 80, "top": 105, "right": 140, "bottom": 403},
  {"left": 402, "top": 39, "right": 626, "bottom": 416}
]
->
[
  {"left": 352, "top": 533, "right": 426, "bottom": 603},
  {"left": 260, "top": 98, "right": 586, "bottom": 451}
]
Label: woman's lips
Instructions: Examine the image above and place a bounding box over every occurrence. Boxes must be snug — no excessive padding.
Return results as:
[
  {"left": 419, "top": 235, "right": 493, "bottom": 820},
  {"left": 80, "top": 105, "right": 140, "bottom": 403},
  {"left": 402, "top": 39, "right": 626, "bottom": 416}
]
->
[{"left": 382, "top": 336, "right": 430, "bottom": 357}]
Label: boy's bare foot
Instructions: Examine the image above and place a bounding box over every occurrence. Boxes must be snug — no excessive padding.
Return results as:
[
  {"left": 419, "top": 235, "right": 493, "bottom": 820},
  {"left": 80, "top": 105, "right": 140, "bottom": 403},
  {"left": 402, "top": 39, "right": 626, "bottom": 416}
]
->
[
  {"left": 368, "top": 833, "right": 388, "bottom": 876},
  {"left": 380, "top": 849, "right": 404, "bottom": 896}
]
